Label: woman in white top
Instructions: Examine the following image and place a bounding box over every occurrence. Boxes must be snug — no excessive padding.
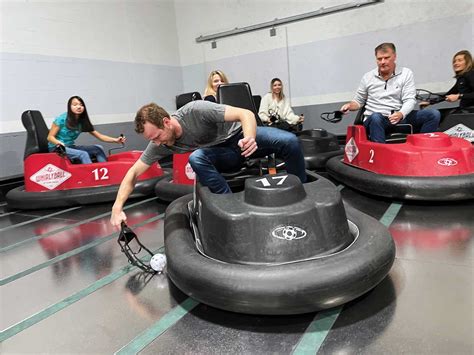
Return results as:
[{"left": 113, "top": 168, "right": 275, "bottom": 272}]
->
[{"left": 258, "top": 78, "right": 304, "bottom": 130}]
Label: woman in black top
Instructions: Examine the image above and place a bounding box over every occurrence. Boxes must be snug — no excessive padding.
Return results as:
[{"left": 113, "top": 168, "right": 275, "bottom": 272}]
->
[
  {"left": 203, "top": 70, "right": 229, "bottom": 102},
  {"left": 445, "top": 50, "right": 474, "bottom": 109}
]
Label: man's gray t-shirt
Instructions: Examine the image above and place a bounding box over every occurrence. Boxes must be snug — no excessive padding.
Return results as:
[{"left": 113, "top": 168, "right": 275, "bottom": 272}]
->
[{"left": 140, "top": 100, "right": 242, "bottom": 165}]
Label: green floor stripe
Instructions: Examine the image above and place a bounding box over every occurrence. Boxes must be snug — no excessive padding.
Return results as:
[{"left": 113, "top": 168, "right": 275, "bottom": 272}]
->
[
  {"left": 115, "top": 197, "right": 401, "bottom": 354},
  {"left": 0, "top": 206, "right": 81, "bottom": 233},
  {"left": 379, "top": 202, "right": 403, "bottom": 227},
  {"left": 0, "top": 210, "right": 19, "bottom": 218},
  {"left": 292, "top": 307, "right": 343, "bottom": 355},
  {"left": 2, "top": 193, "right": 404, "bottom": 352},
  {"left": 115, "top": 297, "right": 200, "bottom": 355},
  {"left": 292, "top": 201, "right": 403, "bottom": 354},
  {"left": 0, "top": 247, "right": 164, "bottom": 342},
  {"left": 0, "top": 196, "right": 158, "bottom": 253},
  {"left": 0, "top": 213, "right": 165, "bottom": 286}
]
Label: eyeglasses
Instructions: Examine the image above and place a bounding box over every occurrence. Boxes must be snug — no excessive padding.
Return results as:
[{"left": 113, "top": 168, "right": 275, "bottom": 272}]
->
[{"left": 117, "top": 222, "right": 156, "bottom": 274}]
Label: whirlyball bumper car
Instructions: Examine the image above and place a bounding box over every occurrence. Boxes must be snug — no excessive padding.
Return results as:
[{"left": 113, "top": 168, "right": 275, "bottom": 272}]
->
[
  {"left": 154, "top": 153, "right": 196, "bottom": 202},
  {"left": 438, "top": 109, "right": 474, "bottom": 143},
  {"left": 326, "top": 125, "right": 474, "bottom": 201},
  {"left": 164, "top": 171, "right": 395, "bottom": 315},
  {"left": 293, "top": 111, "right": 346, "bottom": 171},
  {"left": 416, "top": 89, "right": 474, "bottom": 143},
  {"left": 155, "top": 152, "right": 268, "bottom": 202},
  {"left": 296, "top": 128, "right": 343, "bottom": 170},
  {"left": 6, "top": 110, "right": 167, "bottom": 209}
]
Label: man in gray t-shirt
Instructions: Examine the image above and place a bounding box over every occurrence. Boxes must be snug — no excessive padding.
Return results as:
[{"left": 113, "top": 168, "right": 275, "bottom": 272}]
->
[
  {"left": 140, "top": 101, "right": 241, "bottom": 164},
  {"left": 110, "top": 100, "right": 306, "bottom": 227}
]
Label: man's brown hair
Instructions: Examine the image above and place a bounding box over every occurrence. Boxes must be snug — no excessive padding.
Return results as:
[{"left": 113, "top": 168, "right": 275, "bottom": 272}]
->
[
  {"left": 374, "top": 42, "right": 396, "bottom": 55},
  {"left": 134, "top": 103, "right": 170, "bottom": 134}
]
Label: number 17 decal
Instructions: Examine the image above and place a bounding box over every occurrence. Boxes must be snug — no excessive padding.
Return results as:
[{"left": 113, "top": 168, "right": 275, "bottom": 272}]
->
[{"left": 256, "top": 175, "right": 288, "bottom": 187}]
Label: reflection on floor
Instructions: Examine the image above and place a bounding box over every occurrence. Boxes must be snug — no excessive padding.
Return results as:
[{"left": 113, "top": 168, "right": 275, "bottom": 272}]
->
[{"left": 0, "top": 186, "right": 472, "bottom": 354}]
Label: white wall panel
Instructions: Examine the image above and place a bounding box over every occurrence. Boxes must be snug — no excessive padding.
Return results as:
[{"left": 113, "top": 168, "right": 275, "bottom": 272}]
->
[
  {"left": 176, "top": 0, "right": 473, "bottom": 105},
  {"left": 285, "top": 0, "right": 472, "bottom": 46},
  {"left": 175, "top": 0, "right": 347, "bottom": 66},
  {"left": 175, "top": 0, "right": 471, "bottom": 66},
  {"left": 1, "top": 0, "right": 180, "bottom": 65},
  {"left": 1, "top": 0, "right": 473, "bottom": 179}
]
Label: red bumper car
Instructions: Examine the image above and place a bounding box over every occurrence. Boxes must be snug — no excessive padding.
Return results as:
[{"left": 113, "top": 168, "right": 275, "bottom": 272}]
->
[
  {"left": 326, "top": 125, "right": 474, "bottom": 200},
  {"left": 6, "top": 110, "right": 167, "bottom": 209}
]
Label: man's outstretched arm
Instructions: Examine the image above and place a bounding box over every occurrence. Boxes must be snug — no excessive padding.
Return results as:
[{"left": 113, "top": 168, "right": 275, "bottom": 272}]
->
[
  {"left": 340, "top": 100, "right": 361, "bottom": 113},
  {"left": 224, "top": 105, "right": 257, "bottom": 157},
  {"left": 110, "top": 159, "right": 151, "bottom": 227}
]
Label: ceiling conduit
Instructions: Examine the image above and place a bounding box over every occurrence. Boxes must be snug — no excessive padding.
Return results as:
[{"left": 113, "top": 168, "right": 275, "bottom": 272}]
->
[{"left": 195, "top": 0, "right": 383, "bottom": 43}]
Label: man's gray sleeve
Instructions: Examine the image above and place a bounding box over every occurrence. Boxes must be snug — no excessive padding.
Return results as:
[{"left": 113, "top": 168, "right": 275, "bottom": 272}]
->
[
  {"left": 353, "top": 74, "right": 368, "bottom": 107},
  {"left": 399, "top": 69, "right": 417, "bottom": 118},
  {"left": 140, "top": 141, "right": 170, "bottom": 166}
]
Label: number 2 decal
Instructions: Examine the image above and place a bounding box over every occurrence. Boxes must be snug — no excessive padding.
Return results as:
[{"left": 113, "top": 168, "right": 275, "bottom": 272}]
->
[
  {"left": 368, "top": 149, "right": 375, "bottom": 163},
  {"left": 256, "top": 175, "right": 288, "bottom": 187},
  {"left": 92, "top": 168, "right": 109, "bottom": 180}
]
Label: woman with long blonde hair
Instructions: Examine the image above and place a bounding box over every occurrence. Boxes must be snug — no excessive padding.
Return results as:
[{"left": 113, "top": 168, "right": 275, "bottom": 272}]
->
[
  {"left": 204, "top": 70, "right": 229, "bottom": 102},
  {"left": 258, "top": 78, "right": 303, "bottom": 131}
]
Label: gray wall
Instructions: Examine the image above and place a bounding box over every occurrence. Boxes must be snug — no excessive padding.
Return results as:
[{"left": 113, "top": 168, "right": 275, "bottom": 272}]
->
[
  {"left": 0, "top": 0, "right": 181, "bottom": 179},
  {"left": 1, "top": 0, "right": 473, "bottom": 179}
]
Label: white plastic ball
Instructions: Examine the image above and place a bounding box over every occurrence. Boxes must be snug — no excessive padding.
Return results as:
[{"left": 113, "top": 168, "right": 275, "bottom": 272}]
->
[{"left": 150, "top": 253, "right": 167, "bottom": 273}]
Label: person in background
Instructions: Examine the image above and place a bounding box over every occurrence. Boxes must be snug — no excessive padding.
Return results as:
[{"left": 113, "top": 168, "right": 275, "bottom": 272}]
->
[
  {"left": 444, "top": 50, "right": 474, "bottom": 110},
  {"left": 110, "top": 100, "right": 306, "bottom": 227},
  {"left": 203, "top": 70, "right": 229, "bottom": 102},
  {"left": 258, "top": 78, "right": 304, "bottom": 131},
  {"left": 340, "top": 42, "right": 440, "bottom": 143},
  {"left": 47, "top": 96, "right": 126, "bottom": 164}
]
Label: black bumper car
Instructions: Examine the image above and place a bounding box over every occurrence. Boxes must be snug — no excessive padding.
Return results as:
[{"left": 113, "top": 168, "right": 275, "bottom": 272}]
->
[
  {"left": 218, "top": 82, "right": 344, "bottom": 171},
  {"left": 164, "top": 171, "right": 395, "bottom": 315},
  {"left": 296, "top": 128, "right": 343, "bottom": 170},
  {"left": 416, "top": 89, "right": 474, "bottom": 143},
  {"left": 439, "top": 109, "right": 474, "bottom": 143},
  {"left": 154, "top": 152, "right": 266, "bottom": 202}
]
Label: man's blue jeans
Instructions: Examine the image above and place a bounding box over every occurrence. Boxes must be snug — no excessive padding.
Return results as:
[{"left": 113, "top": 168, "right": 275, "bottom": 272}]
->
[
  {"left": 363, "top": 108, "right": 441, "bottom": 143},
  {"left": 188, "top": 127, "right": 307, "bottom": 194},
  {"left": 49, "top": 144, "right": 107, "bottom": 164}
]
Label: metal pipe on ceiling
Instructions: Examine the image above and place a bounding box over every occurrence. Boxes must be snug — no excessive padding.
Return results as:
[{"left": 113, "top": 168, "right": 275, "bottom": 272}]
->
[{"left": 195, "top": 0, "right": 383, "bottom": 43}]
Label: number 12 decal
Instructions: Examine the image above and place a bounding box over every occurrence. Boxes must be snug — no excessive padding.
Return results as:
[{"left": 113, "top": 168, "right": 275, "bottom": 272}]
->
[
  {"left": 256, "top": 175, "right": 288, "bottom": 187},
  {"left": 92, "top": 168, "right": 109, "bottom": 180}
]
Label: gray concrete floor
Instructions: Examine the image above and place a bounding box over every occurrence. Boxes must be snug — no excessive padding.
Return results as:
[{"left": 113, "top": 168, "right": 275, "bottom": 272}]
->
[{"left": 0, "top": 184, "right": 472, "bottom": 354}]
